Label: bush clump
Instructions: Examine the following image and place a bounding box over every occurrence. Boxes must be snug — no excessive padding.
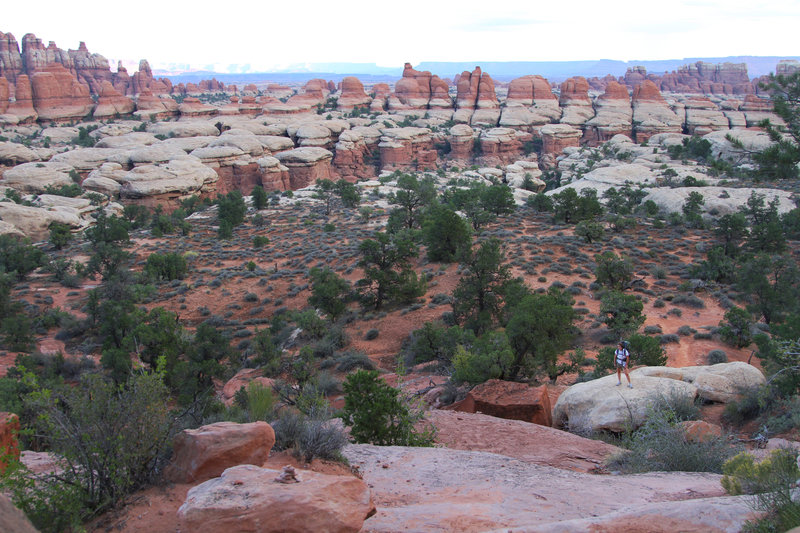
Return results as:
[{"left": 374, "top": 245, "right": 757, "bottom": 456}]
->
[
  {"left": 340, "top": 369, "right": 434, "bottom": 446},
  {"left": 606, "top": 401, "right": 740, "bottom": 474}
]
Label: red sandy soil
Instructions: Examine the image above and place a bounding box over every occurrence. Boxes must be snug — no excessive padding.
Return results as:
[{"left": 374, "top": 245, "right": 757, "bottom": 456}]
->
[{"left": 6, "top": 201, "right": 796, "bottom": 532}]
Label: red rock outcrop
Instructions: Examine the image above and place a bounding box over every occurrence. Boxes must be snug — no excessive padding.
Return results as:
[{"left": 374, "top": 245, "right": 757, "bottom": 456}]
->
[
  {"left": 500, "top": 75, "right": 561, "bottom": 128},
  {"left": 478, "top": 127, "right": 525, "bottom": 165},
  {"left": 392, "top": 63, "right": 432, "bottom": 110},
  {"left": 30, "top": 64, "right": 93, "bottom": 122},
  {"left": 0, "top": 412, "right": 20, "bottom": 472},
  {"left": 286, "top": 78, "right": 328, "bottom": 108},
  {"left": 274, "top": 147, "right": 334, "bottom": 189},
  {"left": 166, "top": 421, "right": 275, "bottom": 483},
  {"left": 0, "top": 32, "right": 23, "bottom": 84},
  {"left": 584, "top": 81, "right": 632, "bottom": 145},
  {"left": 134, "top": 89, "right": 179, "bottom": 120},
  {"left": 632, "top": 80, "right": 682, "bottom": 142},
  {"left": 447, "top": 124, "right": 475, "bottom": 160},
  {"left": 178, "top": 96, "right": 217, "bottom": 118},
  {"left": 257, "top": 156, "right": 291, "bottom": 191},
  {"left": 455, "top": 67, "right": 499, "bottom": 125},
  {"left": 333, "top": 129, "right": 376, "bottom": 180},
  {"left": 337, "top": 76, "right": 371, "bottom": 110},
  {"left": 559, "top": 76, "right": 594, "bottom": 127},
  {"left": 369, "top": 83, "right": 390, "bottom": 112},
  {"left": 130, "top": 59, "right": 172, "bottom": 96},
  {"left": 378, "top": 127, "right": 437, "bottom": 170},
  {"left": 92, "top": 81, "right": 135, "bottom": 119},
  {"left": 7, "top": 75, "right": 38, "bottom": 122},
  {"left": 540, "top": 123, "right": 582, "bottom": 162},
  {"left": 452, "top": 380, "right": 552, "bottom": 426},
  {"left": 0, "top": 78, "right": 9, "bottom": 114},
  {"left": 68, "top": 41, "right": 113, "bottom": 93}
]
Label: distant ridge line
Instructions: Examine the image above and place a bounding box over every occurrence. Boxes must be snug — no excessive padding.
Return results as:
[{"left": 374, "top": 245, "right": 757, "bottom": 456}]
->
[{"left": 155, "top": 56, "right": 800, "bottom": 85}]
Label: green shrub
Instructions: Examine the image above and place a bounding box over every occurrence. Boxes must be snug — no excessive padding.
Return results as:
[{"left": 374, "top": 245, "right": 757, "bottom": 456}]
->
[
  {"left": 245, "top": 380, "right": 276, "bottom": 421},
  {"left": 144, "top": 252, "right": 187, "bottom": 281},
  {"left": 707, "top": 349, "right": 728, "bottom": 364},
  {"left": 271, "top": 406, "right": 348, "bottom": 463},
  {"left": 628, "top": 334, "right": 668, "bottom": 367},
  {"left": 721, "top": 449, "right": 800, "bottom": 533},
  {"left": 340, "top": 369, "right": 435, "bottom": 446},
  {"left": 606, "top": 403, "right": 740, "bottom": 474},
  {"left": 253, "top": 235, "right": 270, "bottom": 248},
  {"left": 1, "top": 373, "right": 176, "bottom": 531}
]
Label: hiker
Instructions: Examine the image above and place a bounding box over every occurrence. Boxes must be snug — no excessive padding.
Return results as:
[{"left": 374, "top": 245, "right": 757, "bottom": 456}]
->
[{"left": 615, "top": 342, "right": 632, "bottom": 388}]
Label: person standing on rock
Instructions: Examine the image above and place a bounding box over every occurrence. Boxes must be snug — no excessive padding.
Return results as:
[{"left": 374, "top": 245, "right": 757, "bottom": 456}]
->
[{"left": 615, "top": 342, "right": 632, "bottom": 388}]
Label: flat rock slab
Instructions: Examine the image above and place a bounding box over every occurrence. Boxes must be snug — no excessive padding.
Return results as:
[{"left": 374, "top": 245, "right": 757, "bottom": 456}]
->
[
  {"left": 342, "top": 444, "right": 746, "bottom": 533},
  {"left": 429, "top": 410, "right": 619, "bottom": 472}
]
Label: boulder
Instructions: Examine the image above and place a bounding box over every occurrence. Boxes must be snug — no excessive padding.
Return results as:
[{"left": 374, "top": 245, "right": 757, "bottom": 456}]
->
[
  {"left": 0, "top": 494, "right": 38, "bottom": 533},
  {"left": 50, "top": 147, "right": 123, "bottom": 172},
  {"left": 94, "top": 131, "right": 158, "bottom": 149},
  {"left": 683, "top": 98, "right": 730, "bottom": 135},
  {"left": 680, "top": 420, "right": 723, "bottom": 443},
  {"left": 552, "top": 372, "right": 698, "bottom": 433},
  {"left": 119, "top": 156, "right": 219, "bottom": 207},
  {"left": 0, "top": 200, "right": 85, "bottom": 240},
  {"left": 167, "top": 421, "right": 275, "bottom": 483},
  {"left": 429, "top": 410, "right": 619, "bottom": 472},
  {"left": 643, "top": 186, "right": 795, "bottom": 217},
  {"left": 0, "top": 141, "right": 40, "bottom": 164},
  {"left": 637, "top": 362, "right": 766, "bottom": 403},
  {"left": 1, "top": 161, "right": 75, "bottom": 193},
  {"left": 177, "top": 464, "right": 374, "bottom": 533},
  {"left": 134, "top": 91, "right": 179, "bottom": 120},
  {"left": 478, "top": 128, "right": 524, "bottom": 164},
  {"left": 453, "top": 380, "right": 552, "bottom": 426},
  {"left": 554, "top": 362, "right": 766, "bottom": 433},
  {"left": 147, "top": 120, "right": 219, "bottom": 138},
  {"left": 178, "top": 97, "right": 217, "bottom": 118}
]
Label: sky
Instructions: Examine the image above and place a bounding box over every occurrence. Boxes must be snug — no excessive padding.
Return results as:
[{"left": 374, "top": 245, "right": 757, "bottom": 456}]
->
[{"left": 4, "top": 0, "right": 799, "bottom": 73}]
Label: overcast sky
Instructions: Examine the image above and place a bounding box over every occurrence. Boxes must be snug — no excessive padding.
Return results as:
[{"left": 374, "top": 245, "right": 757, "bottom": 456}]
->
[{"left": 4, "top": 0, "right": 799, "bottom": 72}]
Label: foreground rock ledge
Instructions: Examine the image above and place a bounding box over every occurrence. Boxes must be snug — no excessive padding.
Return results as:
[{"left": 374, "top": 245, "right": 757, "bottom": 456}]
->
[
  {"left": 343, "top": 444, "right": 752, "bottom": 533},
  {"left": 177, "top": 464, "right": 375, "bottom": 533}
]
